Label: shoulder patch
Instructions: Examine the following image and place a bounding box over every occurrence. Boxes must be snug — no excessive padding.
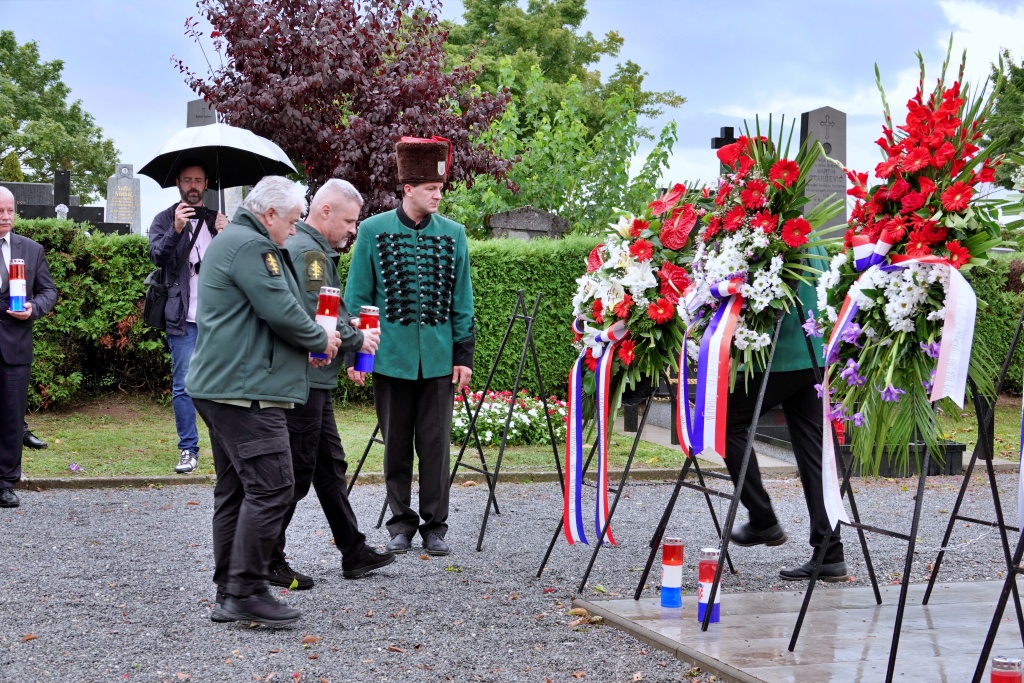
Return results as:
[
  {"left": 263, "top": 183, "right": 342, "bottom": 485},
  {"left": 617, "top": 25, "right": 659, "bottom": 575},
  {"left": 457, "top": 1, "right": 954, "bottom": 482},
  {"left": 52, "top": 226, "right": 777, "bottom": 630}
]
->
[
  {"left": 262, "top": 251, "right": 282, "bottom": 277},
  {"left": 305, "top": 251, "right": 327, "bottom": 291}
]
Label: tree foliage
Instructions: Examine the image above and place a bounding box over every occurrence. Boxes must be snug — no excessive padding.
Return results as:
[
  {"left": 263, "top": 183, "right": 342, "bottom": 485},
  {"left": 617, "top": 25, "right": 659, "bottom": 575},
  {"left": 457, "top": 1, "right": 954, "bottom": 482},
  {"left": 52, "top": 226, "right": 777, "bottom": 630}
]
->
[
  {"left": 178, "top": 0, "right": 513, "bottom": 216},
  {"left": 443, "top": 62, "right": 677, "bottom": 236},
  {"left": 987, "top": 48, "right": 1024, "bottom": 189},
  {"left": 1, "top": 151, "right": 23, "bottom": 181},
  {"left": 0, "top": 31, "right": 118, "bottom": 202},
  {"left": 444, "top": 0, "right": 684, "bottom": 135}
]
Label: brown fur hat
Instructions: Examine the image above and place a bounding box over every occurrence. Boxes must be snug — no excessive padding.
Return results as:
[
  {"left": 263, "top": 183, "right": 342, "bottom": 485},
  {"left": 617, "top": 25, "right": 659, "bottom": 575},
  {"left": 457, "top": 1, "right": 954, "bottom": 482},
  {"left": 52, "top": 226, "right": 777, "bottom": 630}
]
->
[{"left": 396, "top": 137, "right": 451, "bottom": 185}]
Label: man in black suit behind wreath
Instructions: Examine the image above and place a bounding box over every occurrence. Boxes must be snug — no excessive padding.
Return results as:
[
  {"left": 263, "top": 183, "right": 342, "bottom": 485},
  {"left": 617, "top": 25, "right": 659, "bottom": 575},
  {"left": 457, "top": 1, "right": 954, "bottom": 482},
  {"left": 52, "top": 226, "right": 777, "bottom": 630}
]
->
[{"left": 0, "top": 186, "right": 57, "bottom": 508}]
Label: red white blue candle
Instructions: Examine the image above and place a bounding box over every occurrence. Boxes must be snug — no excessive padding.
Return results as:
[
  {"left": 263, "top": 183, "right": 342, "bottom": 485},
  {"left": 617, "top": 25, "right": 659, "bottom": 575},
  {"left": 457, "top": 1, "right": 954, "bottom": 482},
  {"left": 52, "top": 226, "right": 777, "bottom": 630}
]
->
[
  {"left": 310, "top": 286, "right": 340, "bottom": 360},
  {"left": 9, "top": 258, "right": 26, "bottom": 312},
  {"left": 660, "top": 537, "right": 683, "bottom": 608},
  {"left": 354, "top": 305, "right": 379, "bottom": 372},
  {"left": 697, "top": 548, "right": 721, "bottom": 623}
]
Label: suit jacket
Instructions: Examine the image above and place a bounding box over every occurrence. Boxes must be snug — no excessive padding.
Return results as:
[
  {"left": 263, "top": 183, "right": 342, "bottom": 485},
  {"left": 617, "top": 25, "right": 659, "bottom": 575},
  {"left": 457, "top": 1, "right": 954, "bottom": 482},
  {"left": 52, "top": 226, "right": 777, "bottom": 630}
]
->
[
  {"left": 0, "top": 233, "right": 58, "bottom": 365},
  {"left": 148, "top": 203, "right": 219, "bottom": 336}
]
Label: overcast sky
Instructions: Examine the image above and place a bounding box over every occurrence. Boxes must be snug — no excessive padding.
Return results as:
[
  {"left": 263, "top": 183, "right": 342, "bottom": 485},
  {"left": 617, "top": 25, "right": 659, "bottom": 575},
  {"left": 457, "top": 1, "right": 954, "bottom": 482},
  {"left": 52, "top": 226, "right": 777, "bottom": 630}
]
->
[{"left": 2, "top": 0, "right": 1023, "bottom": 228}]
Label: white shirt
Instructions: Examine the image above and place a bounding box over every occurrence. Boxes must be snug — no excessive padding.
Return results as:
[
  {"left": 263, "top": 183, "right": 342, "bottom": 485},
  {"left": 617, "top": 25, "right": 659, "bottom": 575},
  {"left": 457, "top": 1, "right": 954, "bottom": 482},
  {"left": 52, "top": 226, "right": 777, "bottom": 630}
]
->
[
  {"left": 0, "top": 233, "right": 10, "bottom": 283},
  {"left": 186, "top": 220, "right": 214, "bottom": 323}
]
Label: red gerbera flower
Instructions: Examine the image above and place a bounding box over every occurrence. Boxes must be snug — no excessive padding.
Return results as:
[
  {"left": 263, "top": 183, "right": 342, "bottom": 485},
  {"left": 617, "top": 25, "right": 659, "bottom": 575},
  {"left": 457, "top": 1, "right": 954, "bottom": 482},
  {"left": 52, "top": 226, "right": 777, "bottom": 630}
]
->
[
  {"left": 769, "top": 159, "right": 800, "bottom": 189},
  {"left": 646, "top": 298, "right": 674, "bottom": 324},
  {"left": 900, "top": 146, "right": 932, "bottom": 173},
  {"left": 780, "top": 217, "right": 812, "bottom": 248},
  {"left": 906, "top": 230, "right": 932, "bottom": 258},
  {"left": 715, "top": 183, "right": 733, "bottom": 207},
  {"left": 945, "top": 240, "right": 971, "bottom": 269},
  {"left": 703, "top": 217, "right": 723, "bottom": 242},
  {"left": 739, "top": 179, "right": 768, "bottom": 209},
  {"left": 723, "top": 205, "right": 746, "bottom": 231},
  {"left": 592, "top": 299, "right": 604, "bottom": 324},
  {"left": 583, "top": 348, "right": 598, "bottom": 372},
  {"left": 630, "top": 218, "right": 650, "bottom": 238},
  {"left": 613, "top": 294, "right": 633, "bottom": 320},
  {"left": 751, "top": 211, "right": 779, "bottom": 234},
  {"left": 617, "top": 339, "right": 637, "bottom": 366},
  {"left": 648, "top": 183, "right": 686, "bottom": 216},
  {"left": 940, "top": 181, "right": 972, "bottom": 212},
  {"left": 629, "top": 238, "right": 654, "bottom": 262},
  {"left": 875, "top": 155, "right": 900, "bottom": 179}
]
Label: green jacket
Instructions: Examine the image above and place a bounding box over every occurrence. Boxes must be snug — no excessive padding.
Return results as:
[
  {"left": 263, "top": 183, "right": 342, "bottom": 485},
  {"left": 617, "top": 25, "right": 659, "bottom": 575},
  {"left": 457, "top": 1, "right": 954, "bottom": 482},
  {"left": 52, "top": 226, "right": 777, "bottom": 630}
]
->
[
  {"left": 770, "top": 245, "right": 828, "bottom": 372},
  {"left": 344, "top": 207, "right": 475, "bottom": 380},
  {"left": 284, "top": 221, "right": 364, "bottom": 390},
  {"left": 185, "top": 208, "right": 329, "bottom": 403}
]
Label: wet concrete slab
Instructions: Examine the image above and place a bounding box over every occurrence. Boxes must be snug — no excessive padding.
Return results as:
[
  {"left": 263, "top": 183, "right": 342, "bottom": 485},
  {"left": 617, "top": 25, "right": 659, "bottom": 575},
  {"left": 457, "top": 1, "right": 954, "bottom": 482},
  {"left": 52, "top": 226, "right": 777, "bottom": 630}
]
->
[{"left": 578, "top": 580, "right": 1023, "bottom": 682}]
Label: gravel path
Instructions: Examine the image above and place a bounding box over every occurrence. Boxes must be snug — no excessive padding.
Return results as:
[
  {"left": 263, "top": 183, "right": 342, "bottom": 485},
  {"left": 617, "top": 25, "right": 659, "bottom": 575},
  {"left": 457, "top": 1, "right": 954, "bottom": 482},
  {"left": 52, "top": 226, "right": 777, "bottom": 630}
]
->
[{"left": 0, "top": 470, "right": 1018, "bottom": 683}]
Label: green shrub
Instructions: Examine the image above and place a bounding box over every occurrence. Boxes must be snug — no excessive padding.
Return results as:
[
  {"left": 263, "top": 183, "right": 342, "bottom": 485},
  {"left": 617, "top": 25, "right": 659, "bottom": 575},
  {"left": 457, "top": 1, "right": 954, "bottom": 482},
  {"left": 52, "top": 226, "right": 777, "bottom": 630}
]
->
[{"left": 971, "top": 252, "right": 1024, "bottom": 394}]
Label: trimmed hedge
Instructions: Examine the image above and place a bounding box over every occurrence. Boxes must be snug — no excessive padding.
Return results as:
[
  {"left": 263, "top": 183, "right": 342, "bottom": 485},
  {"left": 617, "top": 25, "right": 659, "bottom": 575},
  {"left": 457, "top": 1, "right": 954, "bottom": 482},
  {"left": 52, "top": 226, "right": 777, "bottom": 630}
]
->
[{"left": 14, "top": 215, "right": 1024, "bottom": 408}]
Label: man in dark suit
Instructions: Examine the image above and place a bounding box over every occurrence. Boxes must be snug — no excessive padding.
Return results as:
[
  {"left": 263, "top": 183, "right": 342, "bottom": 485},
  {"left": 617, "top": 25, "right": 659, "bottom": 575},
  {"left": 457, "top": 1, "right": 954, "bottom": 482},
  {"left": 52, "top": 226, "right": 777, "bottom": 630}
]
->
[{"left": 0, "top": 186, "right": 58, "bottom": 508}]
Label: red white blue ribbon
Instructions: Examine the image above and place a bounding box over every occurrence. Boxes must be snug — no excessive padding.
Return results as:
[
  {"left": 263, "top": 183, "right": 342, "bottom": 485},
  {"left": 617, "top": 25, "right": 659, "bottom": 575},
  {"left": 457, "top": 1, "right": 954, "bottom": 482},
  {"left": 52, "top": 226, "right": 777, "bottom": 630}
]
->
[{"left": 564, "top": 319, "right": 628, "bottom": 545}]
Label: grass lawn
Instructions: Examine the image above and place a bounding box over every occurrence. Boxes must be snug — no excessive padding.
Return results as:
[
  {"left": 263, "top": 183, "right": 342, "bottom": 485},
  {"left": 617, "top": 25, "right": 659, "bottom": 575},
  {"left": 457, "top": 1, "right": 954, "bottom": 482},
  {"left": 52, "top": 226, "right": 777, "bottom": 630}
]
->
[{"left": 20, "top": 394, "right": 689, "bottom": 479}]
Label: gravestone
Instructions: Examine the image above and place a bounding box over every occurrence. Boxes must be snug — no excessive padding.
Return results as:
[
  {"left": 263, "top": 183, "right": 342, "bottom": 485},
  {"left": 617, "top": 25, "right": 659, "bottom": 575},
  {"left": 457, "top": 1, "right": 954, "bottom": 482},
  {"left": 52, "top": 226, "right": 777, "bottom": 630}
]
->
[
  {"left": 799, "top": 106, "right": 847, "bottom": 235},
  {"left": 0, "top": 181, "right": 53, "bottom": 207},
  {"left": 10, "top": 170, "right": 129, "bottom": 234},
  {"left": 187, "top": 98, "right": 220, "bottom": 211},
  {"left": 486, "top": 206, "right": 568, "bottom": 240},
  {"left": 106, "top": 164, "right": 142, "bottom": 234}
]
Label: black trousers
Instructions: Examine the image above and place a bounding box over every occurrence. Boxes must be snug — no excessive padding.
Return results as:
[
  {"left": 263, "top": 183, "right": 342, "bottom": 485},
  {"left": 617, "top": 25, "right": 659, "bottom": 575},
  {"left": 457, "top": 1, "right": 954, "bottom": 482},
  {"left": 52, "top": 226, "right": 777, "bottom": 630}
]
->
[
  {"left": 723, "top": 369, "right": 843, "bottom": 563},
  {"left": 0, "top": 359, "right": 29, "bottom": 488},
  {"left": 194, "top": 398, "right": 295, "bottom": 597},
  {"left": 373, "top": 373, "right": 454, "bottom": 539},
  {"left": 272, "top": 387, "right": 367, "bottom": 568}
]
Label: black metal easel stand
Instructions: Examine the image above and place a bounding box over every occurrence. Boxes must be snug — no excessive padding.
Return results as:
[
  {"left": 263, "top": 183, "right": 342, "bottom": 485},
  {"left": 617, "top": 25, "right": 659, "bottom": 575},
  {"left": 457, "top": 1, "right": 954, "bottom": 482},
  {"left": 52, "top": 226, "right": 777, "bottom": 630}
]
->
[{"left": 449, "top": 290, "right": 561, "bottom": 551}]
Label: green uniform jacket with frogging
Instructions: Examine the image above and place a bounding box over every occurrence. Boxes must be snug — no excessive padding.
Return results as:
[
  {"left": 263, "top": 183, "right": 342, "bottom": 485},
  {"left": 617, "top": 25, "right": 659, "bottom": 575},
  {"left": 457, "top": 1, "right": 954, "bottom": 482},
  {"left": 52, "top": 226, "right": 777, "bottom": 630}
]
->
[
  {"left": 344, "top": 209, "right": 475, "bottom": 378},
  {"left": 285, "top": 221, "right": 365, "bottom": 390},
  {"left": 185, "top": 208, "right": 328, "bottom": 403}
]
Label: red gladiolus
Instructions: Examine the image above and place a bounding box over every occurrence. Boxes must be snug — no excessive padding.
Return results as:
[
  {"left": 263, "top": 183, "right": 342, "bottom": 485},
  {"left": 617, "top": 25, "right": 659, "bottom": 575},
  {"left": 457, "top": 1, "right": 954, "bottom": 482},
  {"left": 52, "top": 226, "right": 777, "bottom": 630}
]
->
[
  {"left": 736, "top": 155, "right": 755, "bottom": 178},
  {"left": 843, "top": 228, "right": 855, "bottom": 250},
  {"left": 629, "top": 238, "right": 654, "bottom": 262},
  {"left": 723, "top": 206, "right": 746, "bottom": 231},
  {"left": 587, "top": 245, "right": 604, "bottom": 273},
  {"left": 941, "top": 181, "right": 972, "bottom": 212},
  {"left": 657, "top": 261, "right": 691, "bottom": 304},
  {"left": 740, "top": 179, "right": 768, "bottom": 209},
  {"left": 660, "top": 204, "right": 696, "bottom": 250},
  {"left": 945, "top": 240, "right": 971, "bottom": 269},
  {"left": 900, "top": 191, "right": 926, "bottom": 214},
  {"left": 630, "top": 218, "right": 650, "bottom": 238},
  {"left": 931, "top": 141, "right": 956, "bottom": 168},
  {"left": 592, "top": 299, "right": 604, "bottom": 324},
  {"left": 583, "top": 348, "right": 598, "bottom": 372},
  {"left": 648, "top": 183, "right": 686, "bottom": 216},
  {"left": 646, "top": 298, "right": 674, "bottom": 324},
  {"left": 715, "top": 183, "right": 733, "bottom": 207},
  {"left": 617, "top": 339, "right": 636, "bottom": 366},
  {"left": 780, "top": 217, "right": 812, "bottom": 248},
  {"left": 701, "top": 186, "right": 711, "bottom": 198},
  {"left": 906, "top": 230, "right": 932, "bottom": 258},
  {"left": 918, "top": 176, "right": 936, "bottom": 197},
  {"left": 751, "top": 211, "right": 779, "bottom": 234},
  {"left": 614, "top": 294, "right": 634, "bottom": 319},
  {"left": 973, "top": 165, "right": 996, "bottom": 185},
  {"left": 847, "top": 169, "right": 869, "bottom": 199},
  {"left": 769, "top": 159, "right": 800, "bottom": 189}
]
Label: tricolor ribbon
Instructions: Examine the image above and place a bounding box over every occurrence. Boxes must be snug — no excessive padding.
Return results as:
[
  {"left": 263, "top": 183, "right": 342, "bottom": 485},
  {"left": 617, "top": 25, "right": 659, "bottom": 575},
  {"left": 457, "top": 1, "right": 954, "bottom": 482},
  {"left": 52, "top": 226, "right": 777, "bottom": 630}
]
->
[
  {"left": 1019, "top": 393, "right": 1024, "bottom": 537},
  {"left": 564, "top": 319, "right": 629, "bottom": 545},
  {"left": 820, "top": 241, "right": 976, "bottom": 529}
]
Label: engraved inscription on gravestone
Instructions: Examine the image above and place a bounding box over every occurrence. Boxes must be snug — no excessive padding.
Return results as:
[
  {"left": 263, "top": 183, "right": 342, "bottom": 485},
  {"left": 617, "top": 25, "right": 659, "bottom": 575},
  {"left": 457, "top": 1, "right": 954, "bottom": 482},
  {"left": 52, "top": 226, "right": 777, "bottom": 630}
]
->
[
  {"left": 186, "top": 99, "right": 219, "bottom": 211},
  {"left": 799, "top": 106, "right": 847, "bottom": 235},
  {"left": 106, "top": 163, "right": 142, "bottom": 234}
]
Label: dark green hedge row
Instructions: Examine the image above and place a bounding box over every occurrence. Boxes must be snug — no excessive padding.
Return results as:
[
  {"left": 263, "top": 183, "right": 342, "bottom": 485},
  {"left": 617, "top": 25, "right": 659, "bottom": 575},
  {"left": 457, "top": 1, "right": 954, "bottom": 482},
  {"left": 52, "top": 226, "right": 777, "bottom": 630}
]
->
[{"left": 970, "top": 253, "right": 1024, "bottom": 393}]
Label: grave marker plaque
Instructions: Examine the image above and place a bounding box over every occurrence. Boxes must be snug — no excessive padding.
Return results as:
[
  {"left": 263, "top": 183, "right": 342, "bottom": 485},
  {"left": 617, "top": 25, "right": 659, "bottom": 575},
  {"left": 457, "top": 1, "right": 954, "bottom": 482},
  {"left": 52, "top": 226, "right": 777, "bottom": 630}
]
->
[
  {"left": 799, "top": 106, "right": 847, "bottom": 235},
  {"left": 106, "top": 164, "right": 142, "bottom": 234}
]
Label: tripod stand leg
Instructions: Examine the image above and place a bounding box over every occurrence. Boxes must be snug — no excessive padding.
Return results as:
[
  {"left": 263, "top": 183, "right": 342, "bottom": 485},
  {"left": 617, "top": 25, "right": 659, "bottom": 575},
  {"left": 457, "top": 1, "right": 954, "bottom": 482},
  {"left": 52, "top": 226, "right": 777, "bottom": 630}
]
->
[
  {"left": 971, "top": 534, "right": 1024, "bottom": 683},
  {"left": 348, "top": 423, "right": 381, "bottom": 494},
  {"left": 984, "top": 454, "right": 1024, "bottom": 646},
  {"left": 691, "top": 458, "right": 737, "bottom": 575},
  {"left": 376, "top": 496, "right": 388, "bottom": 529},
  {"left": 923, "top": 445, "right": 979, "bottom": 604},
  {"left": 632, "top": 458, "right": 694, "bottom": 600},
  {"left": 839, "top": 449, "right": 881, "bottom": 604},
  {"left": 536, "top": 441, "right": 600, "bottom": 578}
]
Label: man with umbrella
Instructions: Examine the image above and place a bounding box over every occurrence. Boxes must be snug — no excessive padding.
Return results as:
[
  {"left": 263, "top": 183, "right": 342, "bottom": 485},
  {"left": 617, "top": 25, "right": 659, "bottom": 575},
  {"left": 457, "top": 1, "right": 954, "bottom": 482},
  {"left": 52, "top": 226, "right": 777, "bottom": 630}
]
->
[{"left": 148, "top": 159, "right": 227, "bottom": 474}]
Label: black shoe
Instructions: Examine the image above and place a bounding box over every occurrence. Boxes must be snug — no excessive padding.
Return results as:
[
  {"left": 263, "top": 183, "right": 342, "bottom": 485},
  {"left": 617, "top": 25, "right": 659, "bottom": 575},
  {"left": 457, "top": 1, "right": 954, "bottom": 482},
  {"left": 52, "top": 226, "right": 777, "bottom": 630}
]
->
[
  {"left": 343, "top": 547, "right": 397, "bottom": 579},
  {"left": 731, "top": 522, "right": 787, "bottom": 547},
  {"left": 23, "top": 430, "right": 47, "bottom": 450},
  {"left": 210, "top": 590, "right": 234, "bottom": 623},
  {"left": 780, "top": 558, "right": 849, "bottom": 583},
  {"left": 265, "top": 561, "right": 314, "bottom": 590},
  {"left": 0, "top": 488, "right": 19, "bottom": 508},
  {"left": 423, "top": 532, "right": 450, "bottom": 556},
  {"left": 386, "top": 533, "right": 412, "bottom": 554},
  {"left": 221, "top": 590, "right": 301, "bottom": 626}
]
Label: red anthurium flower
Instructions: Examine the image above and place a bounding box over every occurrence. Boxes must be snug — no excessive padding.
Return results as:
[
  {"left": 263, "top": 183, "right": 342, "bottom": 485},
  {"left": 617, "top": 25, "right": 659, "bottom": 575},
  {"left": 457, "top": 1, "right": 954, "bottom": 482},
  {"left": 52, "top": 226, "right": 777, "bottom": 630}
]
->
[
  {"left": 900, "top": 147, "right": 932, "bottom": 173},
  {"left": 660, "top": 204, "right": 697, "bottom": 250},
  {"left": 646, "top": 298, "right": 674, "bottom": 324},
  {"left": 941, "top": 181, "right": 972, "bottom": 212},
  {"left": 657, "top": 261, "right": 691, "bottom": 304},
  {"left": 740, "top": 179, "right": 768, "bottom": 209},
  {"left": 769, "top": 159, "right": 800, "bottom": 189},
  {"left": 716, "top": 141, "right": 744, "bottom": 168},
  {"left": 723, "top": 205, "right": 746, "bottom": 231},
  {"left": 918, "top": 176, "right": 936, "bottom": 197},
  {"left": 587, "top": 245, "right": 604, "bottom": 273},
  {"left": 714, "top": 183, "right": 733, "bottom": 207},
  {"left": 583, "top": 348, "right": 598, "bottom": 372},
  {"left": 592, "top": 299, "right": 604, "bottom": 324},
  {"left": 780, "top": 217, "right": 811, "bottom": 248},
  {"left": 751, "top": 211, "right": 778, "bottom": 234},
  {"left": 906, "top": 230, "right": 932, "bottom": 258},
  {"left": 630, "top": 218, "right": 650, "bottom": 238},
  {"left": 648, "top": 183, "right": 686, "bottom": 216},
  {"left": 888, "top": 178, "right": 910, "bottom": 200},
  {"left": 629, "top": 238, "right": 654, "bottom": 262},
  {"left": 875, "top": 155, "right": 900, "bottom": 179},
  {"left": 900, "top": 191, "right": 926, "bottom": 214},
  {"left": 617, "top": 339, "right": 636, "bottom": 366},
  {"left": 945, "top": 240, "right": 971, "bottom": 269},
  {"left": 614, "top": 294, "right": 634, "bottom": 320}
]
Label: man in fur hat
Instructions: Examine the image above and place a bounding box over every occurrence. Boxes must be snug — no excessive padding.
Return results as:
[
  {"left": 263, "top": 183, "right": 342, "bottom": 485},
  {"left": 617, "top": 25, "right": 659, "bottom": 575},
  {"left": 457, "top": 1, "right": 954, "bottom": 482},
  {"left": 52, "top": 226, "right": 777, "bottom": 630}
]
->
[{"left": 344, "top": 136, "right": 475, "bottom": 556}]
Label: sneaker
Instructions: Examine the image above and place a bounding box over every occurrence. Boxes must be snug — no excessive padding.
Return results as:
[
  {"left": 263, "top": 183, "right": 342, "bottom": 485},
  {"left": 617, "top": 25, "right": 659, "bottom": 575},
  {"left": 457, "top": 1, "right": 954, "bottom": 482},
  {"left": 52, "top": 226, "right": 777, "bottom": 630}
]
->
[
  {"left": 210, "top": 590, "right": 235, "bottom": 623},
  {"left": 730, "top": 522, "right": 787, "bottom": 548},
  {"left": 343, "top": 546, "right": 397, "bottom": 579},
  {"left": 220, "top": 590, "right": 301, "bottom": 627},
  {"left": 779, "top": 558, "right": 849, "bottom": 583},
  {"left": 266, "top": 561, "right": 314, "bottom": 590},
  {"left": 175, "top": 450, "right": 198, "bottom": 474}
]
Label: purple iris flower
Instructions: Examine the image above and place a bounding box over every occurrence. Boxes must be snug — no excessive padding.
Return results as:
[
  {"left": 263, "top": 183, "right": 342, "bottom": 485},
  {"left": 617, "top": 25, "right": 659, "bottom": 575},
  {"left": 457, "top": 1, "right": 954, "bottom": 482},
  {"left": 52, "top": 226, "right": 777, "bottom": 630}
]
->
[
  {"left": 68, "top": 463, "right": 83, "bottom": 473},
  {"left": 840, "top": 323, "right": 862, "bottom": 347},
  {"left": 828, "top": 404, "right": 848, "bottom": 421},
  {"left": 920, "top": 341, "right": 941, "bottom": 359},
  {"left": 839, "top": 359, "right": 866, "bottom": 387},
  {"left": 852, "top": 412, "right": 865, "bottom": 427},
  {"left": 879, "top": 384, "right": 906, "bottom": 402},
  {"left": 814, "top": 383, "right": 837, "bottom": 399},
  {"left": 802, "top": 312, "right": 823, "bottom": 338},
  {"left": 922, "top": 369, "right": 937, "bottom": 394}
]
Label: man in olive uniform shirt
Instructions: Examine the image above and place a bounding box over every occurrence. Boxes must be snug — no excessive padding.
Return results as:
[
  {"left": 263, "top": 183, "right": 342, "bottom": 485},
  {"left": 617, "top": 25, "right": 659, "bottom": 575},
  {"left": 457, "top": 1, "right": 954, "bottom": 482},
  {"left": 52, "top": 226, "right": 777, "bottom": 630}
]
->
[
  {"left": 270, "top": 178, "right": 395, "bottom": 588},
  {"left": 345, "top": 137, "right": 474, "bottom": 556},
  {"left": 186, "top": 177, "right": 341, "bottom": 626}
]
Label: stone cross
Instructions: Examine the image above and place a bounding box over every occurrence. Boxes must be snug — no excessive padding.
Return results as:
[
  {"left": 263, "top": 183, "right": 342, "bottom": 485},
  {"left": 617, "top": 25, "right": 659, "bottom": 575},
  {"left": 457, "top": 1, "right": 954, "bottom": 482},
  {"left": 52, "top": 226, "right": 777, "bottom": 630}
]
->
[{"left": 710, "top": 127, "right": 738, "bottom": 175}]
